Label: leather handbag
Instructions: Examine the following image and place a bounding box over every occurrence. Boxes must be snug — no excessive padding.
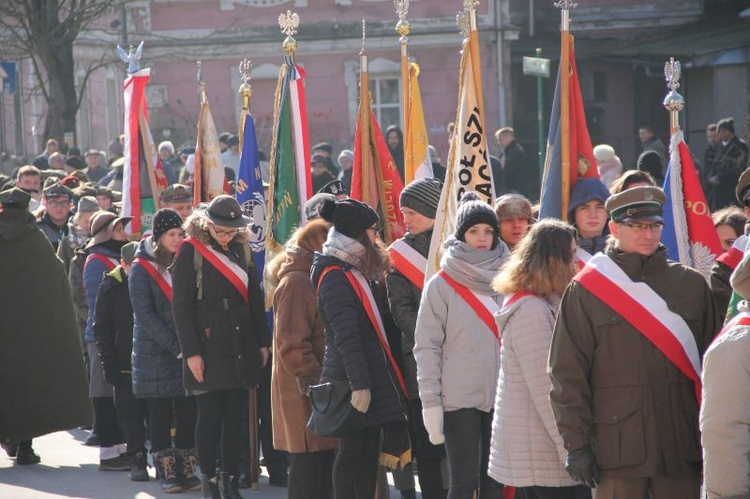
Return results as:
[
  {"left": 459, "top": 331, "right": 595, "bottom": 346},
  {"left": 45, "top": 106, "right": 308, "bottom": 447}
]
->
[{"left": 306, "top": 380, "right": 366, "bottom": 438}]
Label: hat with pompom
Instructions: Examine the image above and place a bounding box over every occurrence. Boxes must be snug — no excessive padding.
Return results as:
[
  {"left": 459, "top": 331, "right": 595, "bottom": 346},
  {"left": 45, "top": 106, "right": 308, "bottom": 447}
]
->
[{"left": 454, "top": 191, "right": 499, "bottom": 242}]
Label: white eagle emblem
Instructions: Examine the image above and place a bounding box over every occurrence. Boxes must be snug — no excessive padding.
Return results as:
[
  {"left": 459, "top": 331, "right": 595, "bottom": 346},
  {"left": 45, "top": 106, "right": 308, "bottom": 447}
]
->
[
  {"left": 689, "top": 241, "right": 716, "bottom": 283},
  {"left": 242, "top": 191, "right": 267, "bottom": 253}
]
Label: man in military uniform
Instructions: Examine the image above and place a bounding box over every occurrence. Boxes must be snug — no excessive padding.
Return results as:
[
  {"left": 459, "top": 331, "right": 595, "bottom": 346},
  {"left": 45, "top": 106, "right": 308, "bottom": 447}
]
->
[
  {"left": 37, "top": 182, "right": 73, "bottom": 251},
  {"left": 549, "top": 186, "right": 720, "bottom": 498},
  {"left": 160, "top": 183, "right": 193, "bottom": 220}
]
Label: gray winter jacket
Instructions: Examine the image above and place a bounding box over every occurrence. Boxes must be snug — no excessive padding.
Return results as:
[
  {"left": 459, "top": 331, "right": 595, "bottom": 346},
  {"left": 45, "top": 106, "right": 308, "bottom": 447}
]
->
[{"left": 414, "top": 238, "right": 508, "bottom": 413}]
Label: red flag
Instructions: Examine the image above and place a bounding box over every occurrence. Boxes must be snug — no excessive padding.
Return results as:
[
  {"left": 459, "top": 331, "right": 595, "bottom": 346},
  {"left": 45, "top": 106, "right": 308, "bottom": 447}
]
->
[{"left": 352, "top": 109, "right": 406, "bottom": 243}]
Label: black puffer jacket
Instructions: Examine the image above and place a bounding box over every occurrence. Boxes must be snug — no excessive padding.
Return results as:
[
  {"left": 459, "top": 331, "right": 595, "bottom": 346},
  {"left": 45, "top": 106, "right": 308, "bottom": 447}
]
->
[
  {"left": 385, "top": 229, "right": 432, "bottom": 399},
  {"left": 710, "top": 259, "right": 733, "bottom": 319},
  {"left": 311, "top": 253, "right": 407, "bottom": 427},
  {"left": 172, "top": 218, "right": 271, "bottom": 392},
  {"left": 93, "top": 266, "right": 134, "bottom": 386},
  {"left": 130, "top": 238, "right": 183, "bottom": 398}
]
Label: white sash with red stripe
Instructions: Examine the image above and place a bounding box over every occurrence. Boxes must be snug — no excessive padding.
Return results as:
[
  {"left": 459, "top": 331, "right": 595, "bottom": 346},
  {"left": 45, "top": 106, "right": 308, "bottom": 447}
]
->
[
  {"left": 574, "top": 253, "right": 702, "bottom": 401},
  {"left": 388, "top": 239, "right": 427, "bottom": 290},
  {"left": 183, "top": 237, "right": 249, "bottom": 304},
  {"left": 438, "top": 270, "right": 501, "bottom": 339},
  {"left": 133, "top": 257, "right": 173, "bottom": 302},
  {"left": 575, "top": 247, "right": 593, "bottom": 272},
  {"left": 716, "top": 234, "right": 748, "bottom": 270},
  {"left": 714, "top": 310, "right": 750, "bottom": 344},
  {"left": 85, "top": 253, "right": 118, "bottom": 271}
]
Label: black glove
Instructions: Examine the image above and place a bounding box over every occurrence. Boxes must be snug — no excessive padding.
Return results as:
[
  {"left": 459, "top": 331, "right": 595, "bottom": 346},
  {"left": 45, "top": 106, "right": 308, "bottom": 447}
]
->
[{"left": 565, "top": 445, "right": 601, "bottom": 488}]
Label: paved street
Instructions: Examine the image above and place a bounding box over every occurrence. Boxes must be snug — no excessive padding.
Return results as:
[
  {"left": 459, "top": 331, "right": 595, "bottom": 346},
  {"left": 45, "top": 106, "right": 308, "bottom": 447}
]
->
[{"left": 0, "top": 430, "right": 410, "bottom": 498}]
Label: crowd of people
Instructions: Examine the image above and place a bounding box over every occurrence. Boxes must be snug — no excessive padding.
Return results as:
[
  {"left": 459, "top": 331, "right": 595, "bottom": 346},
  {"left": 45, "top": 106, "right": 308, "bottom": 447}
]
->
[{"left": 0, "top": 117, "right": 749, "bottom": 499}]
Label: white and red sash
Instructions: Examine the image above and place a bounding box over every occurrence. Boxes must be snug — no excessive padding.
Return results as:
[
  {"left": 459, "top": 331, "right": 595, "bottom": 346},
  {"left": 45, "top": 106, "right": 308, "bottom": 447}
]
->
[
  {"left": 182, "top": 237, "right": 249, "bottom": 305},
  {"left": 388, "top": 239, "right": 427, "bottom": 290},
  {"left": 576, "top": 247, "right": 593, "bottom": 271},
  {"left": 716, "top": 234, "right": 748, "bottom": 270},
  {"left": 317, "top": 265, "right": 408, "bottom": 398},
  {"left": 574, "top": 253, "right": 702, "bottom": 402},
  {"left": 713, "top": 310, "right": 750, "bottom": 345},
  {"left": 85, "top": 253, "right": 118, "bottom": 272},
  {"left": 438, "top": 270, "right": 502, "bottom": 341},
  {"left": 133, "top": 257, "right": 173, "bottom": 302}
]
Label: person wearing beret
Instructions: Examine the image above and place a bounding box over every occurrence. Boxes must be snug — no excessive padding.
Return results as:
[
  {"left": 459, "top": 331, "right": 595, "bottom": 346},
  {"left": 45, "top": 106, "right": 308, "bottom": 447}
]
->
[
  {"left": 311, "top": 198, "right": 411, "bottom": 498},
  {"left": 318, "top": 179, "right": 348, "bottom": 200},
  {"left": 172, "top": 195, "right": 271, "bottom": 499},
  {"left": 160, "top": 184, "right": 194, "bottom": 220},
  {"left": 548, "top": 186, "right": 720, "bottom": 498},
  {"left": 0, "top": 187, "right": 92, "bottom": 465},
  {"left": 84, "top": 211, "right": 133, "bottom": 471},
  {"left": 130, "top": 209, "right": 199, "bottom": 493},
  {"left": 414, "top": 192, "right": 509, "bottom": 498},
  {"left": 37, "top": 182, "right": 73, "bottom": 251}
]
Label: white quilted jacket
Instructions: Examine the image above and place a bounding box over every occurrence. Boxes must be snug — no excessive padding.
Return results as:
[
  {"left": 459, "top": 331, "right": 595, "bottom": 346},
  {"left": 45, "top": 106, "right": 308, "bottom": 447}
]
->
[{"left": 488, "top": 294, "right": 577, "bottom": 487}]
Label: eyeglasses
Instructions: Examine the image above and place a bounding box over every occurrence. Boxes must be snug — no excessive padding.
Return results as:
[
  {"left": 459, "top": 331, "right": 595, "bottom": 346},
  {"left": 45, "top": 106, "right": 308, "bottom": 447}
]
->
[
  {"left": 212, "top": 226, "right": 243, "bottom": 237},
  {"left": 47, "top": 200, "right": 70, "bottom": 208},
  {"left": 620, "top": 221, "right": 664, "bottom": 232}
]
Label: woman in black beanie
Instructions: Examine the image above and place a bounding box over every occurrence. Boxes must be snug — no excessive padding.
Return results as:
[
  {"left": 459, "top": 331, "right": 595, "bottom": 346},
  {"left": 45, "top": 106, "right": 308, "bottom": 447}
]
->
[
  {"left": 310, "top": 198, "right": 411, "bottom": 498},
  {"left": 130, "top": 208, "right": 200, "bottom": 493},
  {"left": 414, "top": 192, "right": 510, "bottom": 498}
]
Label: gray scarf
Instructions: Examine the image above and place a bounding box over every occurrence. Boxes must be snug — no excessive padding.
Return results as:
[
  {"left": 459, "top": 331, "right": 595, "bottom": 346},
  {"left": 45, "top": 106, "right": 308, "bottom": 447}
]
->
[
  {"left": 322, "top": 228, "right": 367, "bottom": 271},
  {"left": 441, "top": 237, "right": 508, "bottom": 295}
]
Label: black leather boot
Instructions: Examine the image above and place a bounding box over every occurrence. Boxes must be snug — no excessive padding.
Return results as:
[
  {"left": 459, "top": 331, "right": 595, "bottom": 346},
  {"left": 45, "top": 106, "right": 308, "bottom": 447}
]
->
[
  {"left": 218, "top": 472, "right": 243, "bottom": 499},
  {"left": 200, "top": 474, "right": 220, "bottom": 499}
]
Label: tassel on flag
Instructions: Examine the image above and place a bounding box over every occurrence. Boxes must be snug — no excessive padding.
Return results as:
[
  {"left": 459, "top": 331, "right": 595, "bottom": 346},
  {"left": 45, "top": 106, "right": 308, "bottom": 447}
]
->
[
  {"left": 193, "top": 61, "right": 230, "bottom": 206},
  {"left": 426, "top": 5, "right": 494, "bottom": 278},
  {"left": 404, "top": 62, "right": 434, "bottom": 184},
  {"left": 351, "top": 21, "right": 405, "bottom": 244},
  {"left": 539, "top": 31, "right": 598, "bottom": 221},
  {"left": 121, "top": 67, "right": 169, "bottom": 234}
]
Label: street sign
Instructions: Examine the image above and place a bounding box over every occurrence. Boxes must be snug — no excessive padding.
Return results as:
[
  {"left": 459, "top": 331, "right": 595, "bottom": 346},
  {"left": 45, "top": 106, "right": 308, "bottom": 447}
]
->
[{"left": 523, "top": 56, "right": 551, "bottom": 78}]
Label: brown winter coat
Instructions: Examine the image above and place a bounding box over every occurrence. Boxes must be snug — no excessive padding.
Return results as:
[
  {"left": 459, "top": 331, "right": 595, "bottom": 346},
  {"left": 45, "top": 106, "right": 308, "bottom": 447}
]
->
[
  {"left": 549, "top": 244, "right": 721, "bottom": 479},
  {"left": 269, "top": 222, "right": 336, "bottom": 453}
]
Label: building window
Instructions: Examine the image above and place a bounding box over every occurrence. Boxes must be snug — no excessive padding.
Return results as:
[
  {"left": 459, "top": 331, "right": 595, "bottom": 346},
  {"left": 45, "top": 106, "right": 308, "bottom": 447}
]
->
[
  {"left": 369, "top": 76, "right": 401, "bottom": 129},
  {"left": 593, "top": 70, "right": 607, "bottom": 102}
]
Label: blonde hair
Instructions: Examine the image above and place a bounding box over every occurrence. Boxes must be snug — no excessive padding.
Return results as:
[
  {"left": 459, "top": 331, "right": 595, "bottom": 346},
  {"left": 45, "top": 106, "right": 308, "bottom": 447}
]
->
[{"left": 493, "top": 219, "right": 576, "bottom": 297}]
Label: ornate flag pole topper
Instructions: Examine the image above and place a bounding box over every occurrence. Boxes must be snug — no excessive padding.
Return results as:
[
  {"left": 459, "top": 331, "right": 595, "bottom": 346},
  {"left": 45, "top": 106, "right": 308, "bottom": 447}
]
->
[{"left": 663, "top": 58, "right": 684, "bottom": 135}]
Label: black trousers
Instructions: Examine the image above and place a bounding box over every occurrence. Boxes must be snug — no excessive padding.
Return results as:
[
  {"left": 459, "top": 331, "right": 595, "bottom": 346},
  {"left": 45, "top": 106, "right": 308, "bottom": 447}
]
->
[
  {"left": 517, "top": 485, "right": 591, "bottom": 499},
  {"left": 146, "top": 395, "right": 197, "bottom": 452},
  {"left": 195, "top": 388, "right": 244, "bottom": 478},
  {"left": 443, "top": 408, "right": 504, "bottom": 499},
  {"left": 288, "top": 449, "right": 335, "bottom": 499},
  {"left": 333, "top": 425, "right": 381, "bottom": 498},
  {"left": 113, "top": 374, "right": 147, "bottom": 454},
  {"left": 257, "top": 356, "right": 289, "bottom": 478},
  {"left": 92, "top": 397, "right": 124, "bottom": 448},
  {"left": 409, "top": 398, "right": 447, "bottom": 499}
]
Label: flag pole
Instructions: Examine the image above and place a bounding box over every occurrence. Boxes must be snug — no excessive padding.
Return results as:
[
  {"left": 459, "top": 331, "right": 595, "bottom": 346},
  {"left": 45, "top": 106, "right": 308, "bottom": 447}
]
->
[
  {"left": 663, "top": 57, "right": 684, "bottom": 137},
  {"left": 556, "top": 0, "right": 574, "bottom": 219},
  {"left": 238, "top": 59, "right": 253, "bottom": 146},
  {"left": 236, "top": 56, "right": 261, "bottom": 492},
  {"left": 395, "top": 1, "right": 410, "bottom": 165},
  {"left": 360, "top": 20, "right": 372, "bottom": 205},
  {"left": 466, "top": 0, "right": 485, "bottom": 123}
]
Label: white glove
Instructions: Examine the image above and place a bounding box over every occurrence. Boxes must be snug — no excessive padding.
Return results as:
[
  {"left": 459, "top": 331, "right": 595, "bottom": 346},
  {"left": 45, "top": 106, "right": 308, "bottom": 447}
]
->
[
  {"left": 422, "top": 406, "right": 445, "bottom": 445},
  {"left": 351, "top": 388, "right": 371, "bottom": 413}
]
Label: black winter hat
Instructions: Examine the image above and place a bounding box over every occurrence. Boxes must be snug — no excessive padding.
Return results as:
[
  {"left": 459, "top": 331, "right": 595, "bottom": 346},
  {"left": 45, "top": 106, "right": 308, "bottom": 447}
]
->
[
  {"left": 454, "top": 191, "right": 499, "bottom": 242},
  {"left": 400, "top": 178, "right": 443, "bottom": 219},
  {"left": 152, "top": 208, "right": 183, "bottom": 242},
  {"left": 320, "top": 198, "right": 379, "bottom": 239}
]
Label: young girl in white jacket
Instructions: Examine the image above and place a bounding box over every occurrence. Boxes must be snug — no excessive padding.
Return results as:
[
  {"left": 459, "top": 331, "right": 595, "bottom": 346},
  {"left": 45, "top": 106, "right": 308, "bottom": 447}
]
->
[
  {"left": 489, "top": 219, "right": 590, "bottom": 499},
  {"left": 414, "top": 192, "right": 509, "bottom": 499}
]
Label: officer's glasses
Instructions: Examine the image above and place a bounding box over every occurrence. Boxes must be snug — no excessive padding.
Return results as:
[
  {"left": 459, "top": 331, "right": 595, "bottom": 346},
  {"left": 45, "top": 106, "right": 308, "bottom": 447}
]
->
[{"left": 620, "top": 221, "right": 663, "bottom": 233}]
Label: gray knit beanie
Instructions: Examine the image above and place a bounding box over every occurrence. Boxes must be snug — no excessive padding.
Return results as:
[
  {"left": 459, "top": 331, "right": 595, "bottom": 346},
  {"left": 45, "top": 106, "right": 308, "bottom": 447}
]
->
[{"left": 400, "top": 178, "right": 443, "bottom": 219}]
